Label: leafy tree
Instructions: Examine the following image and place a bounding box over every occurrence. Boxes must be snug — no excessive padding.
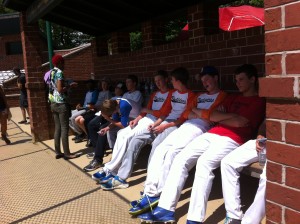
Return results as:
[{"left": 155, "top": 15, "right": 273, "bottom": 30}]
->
[
  {"left": 165, "top": 17, "right": 187, "bottom": 42},
  {"left": 130, "top": 31, "right": 142, "bottom": 51},
  {"left": 0, "top": 2, "right": 14, "bottom": 13},
  {"left": 0, "top": 2, "right": 92, "bottom": 49},
  {"left": 39, "top": 20, "right": 93, "bottom": 50}
]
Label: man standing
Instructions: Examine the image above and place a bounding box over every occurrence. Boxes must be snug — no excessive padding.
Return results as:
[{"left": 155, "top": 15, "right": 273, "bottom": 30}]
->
[{"left": 13, "top": 67, "right": 29, "bottom": 124}]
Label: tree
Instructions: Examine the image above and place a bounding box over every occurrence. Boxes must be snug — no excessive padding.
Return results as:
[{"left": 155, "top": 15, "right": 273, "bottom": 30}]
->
[
  {"left": 0, "top": 2, "right": 14, "bottom": 13},
  {"left": 39, "top": 21, "right": 93, "bottom": 50}
]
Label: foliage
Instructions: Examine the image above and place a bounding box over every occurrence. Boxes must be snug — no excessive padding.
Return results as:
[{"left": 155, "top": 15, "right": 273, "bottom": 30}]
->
[
  {"left": 0, "top": 2, "right": 14, "bottom": 13},
  {"left": 129, "top": 31, "right": 142, "bottom": 51},
  {"left": 38, "top": 20, "right": 93, "bottom": 49},
  {"left": 220, "top": 0, "right": 264, "bottom": 8},
  {"left": 165, "top": 17, "right": 187, "bottom": 42}
]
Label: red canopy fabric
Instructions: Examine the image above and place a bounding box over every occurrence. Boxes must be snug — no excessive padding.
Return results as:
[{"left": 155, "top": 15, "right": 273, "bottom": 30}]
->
[
  {"left": 182, "top": 24, "right": 189, "bottom": 31},
  {"left": 219, "top": 5, "right": 264, "bottom": 31}
]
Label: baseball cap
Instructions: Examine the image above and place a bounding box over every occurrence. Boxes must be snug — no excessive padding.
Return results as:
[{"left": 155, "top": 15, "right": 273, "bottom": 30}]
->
[{"left": 199, "top": 66, "right": 219, "bottom": 76}]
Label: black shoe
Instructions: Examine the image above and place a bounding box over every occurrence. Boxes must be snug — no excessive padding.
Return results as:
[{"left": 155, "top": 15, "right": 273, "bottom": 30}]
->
[
  {"left": 55, "top": 153, "right": 64, "bottom": 159},
  {"left": 74, "top": 134, "right": 87, "bottom": 143},
  {"left": 86, "top": 152, "right": 95, "bottom": 159},
  {"left": 83, "top": 159, "right": 102, "bottom": 172},
  {"left": 1, "top": 134, "right": 11, "bottom": 145},
  {"left": 18, "top": 120, "right": 27, "bottom": 124},
  {"left": 72, "top": 135, "right": 79, "bottom": 141},
  {"left": 85, "top": 139, "right": 93, "bottom": 147},
  {"left": 64, "top": 152, "right": 83, "bottom": 160}
]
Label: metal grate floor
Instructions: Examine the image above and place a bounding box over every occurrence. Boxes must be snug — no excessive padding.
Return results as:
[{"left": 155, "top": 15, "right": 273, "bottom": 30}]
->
[{"left": 0, "top": 122, "right": 138, "bottom": 224}]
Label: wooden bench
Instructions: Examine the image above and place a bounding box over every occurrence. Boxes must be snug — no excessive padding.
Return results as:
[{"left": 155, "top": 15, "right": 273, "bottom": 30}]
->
[{"left": 242, "top": 162, "right": 264, "bottom": 178}]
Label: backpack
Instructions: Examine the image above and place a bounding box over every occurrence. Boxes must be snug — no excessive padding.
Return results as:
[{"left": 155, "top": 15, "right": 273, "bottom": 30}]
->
[{"left": 44, "top": 69, "right": 58, "bottom": 103}]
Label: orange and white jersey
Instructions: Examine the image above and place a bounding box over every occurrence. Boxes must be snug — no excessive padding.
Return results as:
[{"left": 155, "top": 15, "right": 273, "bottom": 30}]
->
[
  {"left": 181, "top": 91, "right": 227, "bottom": 120},
  {"left": 159, "top": 90, "right": 195, "bottom": 123},
  {"left": 139, "top": 90, "right": 174, "bottom": 119}
]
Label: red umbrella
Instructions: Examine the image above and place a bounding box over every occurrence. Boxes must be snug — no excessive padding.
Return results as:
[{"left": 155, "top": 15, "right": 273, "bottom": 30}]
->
[{"left": 219, "top": 5, "right": 264, "bottom": 31}]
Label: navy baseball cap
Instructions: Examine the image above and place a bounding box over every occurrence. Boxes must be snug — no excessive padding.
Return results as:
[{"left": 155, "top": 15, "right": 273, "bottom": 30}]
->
[{"left": 199, "top": 66, "right": 219, "bottom": 76}]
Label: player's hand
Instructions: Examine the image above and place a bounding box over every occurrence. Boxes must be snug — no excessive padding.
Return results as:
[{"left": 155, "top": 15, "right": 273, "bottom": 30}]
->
[
  {"left": 148, "top": 124, "right": 154, "bottom": 131},
  {"left": 130, "top": 119, "right": 138, "bottom": 128},
  {"left": 151, "top": 124, "right": 166, "bottom": 134},
  {"left": 98, "top": 127, "right": 109, "bottom": 135},
  {"left": 256, "top": 135, "right": 266, "bottom": 153}
]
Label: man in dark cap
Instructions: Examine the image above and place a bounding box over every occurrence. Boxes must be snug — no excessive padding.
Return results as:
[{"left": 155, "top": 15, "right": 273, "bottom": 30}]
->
[{"left": 13, "top": 67, "right": 29, "bottom": 124}]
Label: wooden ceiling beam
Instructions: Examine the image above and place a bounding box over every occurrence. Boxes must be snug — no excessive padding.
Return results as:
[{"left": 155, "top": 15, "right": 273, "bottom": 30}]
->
[{"left": 26, "top": 0, "right": 63, "bottom": 23}]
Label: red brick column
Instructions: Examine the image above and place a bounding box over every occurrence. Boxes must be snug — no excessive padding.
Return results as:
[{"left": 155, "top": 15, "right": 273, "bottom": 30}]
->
[
  {"left": 261, "top": 1, "right": 300, "bottom": 223},
  {"left": 111, "top": 31, "right": 130, "bottom": 54},
  {"left": 141, "top": 20, "right": 165, "bottom": 48},
  {"left": 187, "top": 4, "right": 205, "bottom": 40},
  {"left": 20, "top": 12, "right": 53, "bottom": 141},
  {"left": 93, "top": 36, "right": 109, "bottom": 56}
]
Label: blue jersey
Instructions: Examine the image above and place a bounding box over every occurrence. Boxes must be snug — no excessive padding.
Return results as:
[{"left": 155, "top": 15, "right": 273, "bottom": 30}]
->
[{"left": 112, "top": 98, "right": 132, "bottom": 127}]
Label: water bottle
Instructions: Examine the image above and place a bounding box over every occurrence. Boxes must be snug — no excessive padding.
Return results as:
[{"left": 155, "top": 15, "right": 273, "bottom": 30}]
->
[{"left": 258, "top": 138, "right": 267, "bottom": 166}]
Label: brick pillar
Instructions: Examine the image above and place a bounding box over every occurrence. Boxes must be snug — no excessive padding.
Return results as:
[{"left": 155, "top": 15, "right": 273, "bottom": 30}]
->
[
  {"left": 187, "top": 4, "right": 205, "bottom": 39},
  {"left": 188, "top": 2, "right": 219, "bottom": 39},
  {"left": 93, "top": 36, "right": 108, "bottom": 56},
  {"left": 261, "top": 1, "right": 300, "bottom": 223},
  {"left": 141, "top": 20, "right": 165, "bottom": 48},
  {"left": 20, "top": 12, "right": 53, "bottom": 142},
  {"left": 111, "top": 31, "right": 130, "bottom": 54}
]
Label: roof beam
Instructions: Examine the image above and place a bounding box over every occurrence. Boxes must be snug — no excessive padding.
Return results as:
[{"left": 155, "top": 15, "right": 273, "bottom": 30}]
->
[
  {"left": 59, "top": 5, "right": 115, "bottom": 27},
  {"left": 26, "top": 0, "right": 63, "bottom": 23},
  {"left": 47, "top": 11, "right": 102, "bottom": 33}
]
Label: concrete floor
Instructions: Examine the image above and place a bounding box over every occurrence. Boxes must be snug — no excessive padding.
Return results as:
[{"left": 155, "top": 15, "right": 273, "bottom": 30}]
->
[{"left": 1, "top": 107, "right": 265, "bottom": 224}]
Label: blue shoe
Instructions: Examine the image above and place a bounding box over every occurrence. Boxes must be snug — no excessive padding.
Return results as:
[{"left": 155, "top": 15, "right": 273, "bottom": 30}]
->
[
  {"left": 151, "top": 206, "right": 175, "bottom": 223},
  {"left": 187, "top": 220, "right": 203, "bottom": 224},
  {"left": 98, "top": 173, "right": 114, "bottom": 184},
  {"left": 138, "top": 211, "right": 154, "bottom": 223},
  {"left": 128, "top": 195, "right": 159, "bottom": 216},
  {"left": 101, "top": 176, "right": 129, "bottom": 190},
  {"left": 91, "top": 168, "right": 106, "bottom": 181},
  {"left": 130, "top": 191, "right": 144, "bottom": 207}
]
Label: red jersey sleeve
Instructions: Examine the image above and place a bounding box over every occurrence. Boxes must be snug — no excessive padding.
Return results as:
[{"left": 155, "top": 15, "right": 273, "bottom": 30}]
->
[
  {"left": 178, "top": 91, "right": 196, "bottom": 123},
  {"left": 201, "top": 91, "right": 228, "bottom": 120},
  {"left": 156, "top": 89, "right": 175, "bottom": 118},
  {"left": 181, "top": 92, "right": 199, "bottom": 120},
  {"left": 139, "top": 92, "right": 156, "bottom": 117}
]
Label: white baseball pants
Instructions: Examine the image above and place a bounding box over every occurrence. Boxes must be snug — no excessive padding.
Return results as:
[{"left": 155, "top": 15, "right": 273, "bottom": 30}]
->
[
  {"left": 221, "top": 139, "right": 266, "bottom": 224},
  {"left": 144, "top": 119, "right": 210, "bottom": 197}
]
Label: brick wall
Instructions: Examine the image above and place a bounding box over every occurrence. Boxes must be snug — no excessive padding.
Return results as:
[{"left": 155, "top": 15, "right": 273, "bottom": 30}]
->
[
  {"left": 20, "top": 2, "right": 265, "bottom": 142},
  {"left": 0, "top": 34, "right": 23, "bottom": 70},
  {"left": 92, "top": 3, "right": 265, "bottom": 92},
  {"left": 261, "top": 1, "right": 300, "bottom": 223},
  {"left": 63, "top": 46, "right": 94, "bottom": 81}
]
